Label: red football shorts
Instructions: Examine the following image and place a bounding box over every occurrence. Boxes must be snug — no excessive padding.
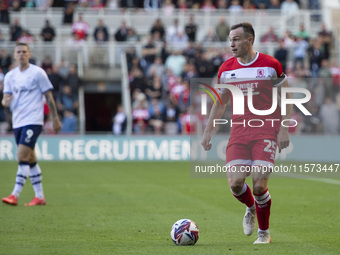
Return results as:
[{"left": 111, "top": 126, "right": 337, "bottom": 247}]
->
[{"left": 226, "top": 136, "right": 277, "bottom": 168}]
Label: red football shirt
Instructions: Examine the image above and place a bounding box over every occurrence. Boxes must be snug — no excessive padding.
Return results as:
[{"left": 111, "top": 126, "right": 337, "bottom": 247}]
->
[{"left": 217, "top": 52, "right": 286, "bottom": 140}]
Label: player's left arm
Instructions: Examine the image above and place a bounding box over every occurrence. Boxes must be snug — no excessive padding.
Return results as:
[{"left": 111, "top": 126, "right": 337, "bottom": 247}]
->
[
  {"left": 44, "top": 90, "right": 62, "bottom": 134},
  {"left": 277, "top": 78, "right": 292, "bottom": 153}
]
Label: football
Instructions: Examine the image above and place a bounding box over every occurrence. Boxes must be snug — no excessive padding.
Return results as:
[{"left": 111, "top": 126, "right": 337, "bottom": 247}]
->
[{"left": 170, "top": 219, "right": 199, "bottom": 245}]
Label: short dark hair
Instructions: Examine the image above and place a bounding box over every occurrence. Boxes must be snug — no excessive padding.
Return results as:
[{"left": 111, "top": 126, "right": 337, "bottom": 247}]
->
[
  {"left": 230, "top": 22, "right": 255, "bottom": 43},
  {"left": 16, "top": 42, "right": 30, "bottom": 50}
]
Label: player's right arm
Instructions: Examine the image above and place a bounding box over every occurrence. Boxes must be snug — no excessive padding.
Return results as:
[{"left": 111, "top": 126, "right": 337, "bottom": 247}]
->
[
  {"left": 44, "top": 90, "right": 62, "bottom": 134},
  {"left": 201, "top": 91, "right": 230, "bottom": 151},
  {"left": 1, "top": 93, "right": 12, "bottom": 107}
]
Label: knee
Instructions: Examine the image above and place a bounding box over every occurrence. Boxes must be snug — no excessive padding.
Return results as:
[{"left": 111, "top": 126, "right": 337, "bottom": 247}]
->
[
  {"left": 253, "top": 185, "right": 267, "bottom": 195},
  {"left": 229, "top": 180, "right": 244, "bottom": 194}
]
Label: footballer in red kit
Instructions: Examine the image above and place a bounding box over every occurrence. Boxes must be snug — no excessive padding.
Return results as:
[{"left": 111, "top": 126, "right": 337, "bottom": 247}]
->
[{"left": 201, "top": 22, "right": 292, "bottom": 244}]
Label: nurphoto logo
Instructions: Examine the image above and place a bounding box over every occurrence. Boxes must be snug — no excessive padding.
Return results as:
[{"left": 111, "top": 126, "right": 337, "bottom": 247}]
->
[{"left": 199, "top": 83, "right": 312, "bottom": 128}]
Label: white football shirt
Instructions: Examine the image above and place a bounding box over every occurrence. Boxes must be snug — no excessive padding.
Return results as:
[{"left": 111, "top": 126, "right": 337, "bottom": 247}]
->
[{"left": 3, "top": 64, "right": 53, "bottom": 128}]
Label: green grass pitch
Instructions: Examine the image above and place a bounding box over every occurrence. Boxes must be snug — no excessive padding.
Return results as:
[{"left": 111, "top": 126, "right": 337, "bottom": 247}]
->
[{"left": 0, "top": 161, "right": 339, "bottom": 255}]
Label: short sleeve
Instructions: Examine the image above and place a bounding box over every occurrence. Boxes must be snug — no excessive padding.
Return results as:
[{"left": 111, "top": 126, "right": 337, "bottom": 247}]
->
[
  {"left": 38, "top": 68, "right": 53, "bottom": 93},
  {"left": 3, "top": 73, "right": 12, "bottom": 94}
]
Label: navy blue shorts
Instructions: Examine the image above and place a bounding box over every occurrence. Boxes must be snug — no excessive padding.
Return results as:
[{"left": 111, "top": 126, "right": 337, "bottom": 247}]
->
[{"left": 13, "top": 125, "right": 42, "bottom": 149}]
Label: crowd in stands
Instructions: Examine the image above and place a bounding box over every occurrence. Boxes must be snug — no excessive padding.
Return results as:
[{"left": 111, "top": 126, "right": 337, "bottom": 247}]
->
[
  {"left": 0, "top": 0, "right": 321, "bottom": 25},
  {"left": 1, "top": 0, "right": 340, "bottom": 135},
  {"left": 0, "top": 52, "right": 80, "bottom": 134},
  {"left": 113, "top": 14, "right": 340, "bottom": 136}
]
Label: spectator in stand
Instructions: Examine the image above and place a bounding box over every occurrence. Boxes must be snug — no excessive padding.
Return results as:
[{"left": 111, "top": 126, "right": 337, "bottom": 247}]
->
[
  {"left": 12, "top": 0, "right": 21, "bottom": 11},
  {"left": 293, "top": 36, "right": 309, "bottom": 69},
  {"left": 282, "top": 30, "right": 295, "bottom": 47},
  {"left": 261, "top": 26, "right": 279, "bottom": 43},
  {"left": 185, "top": 15, "right": 198, "bottom": 42},
  {"left": 201, "top": 29, "right": 219, "bottom": 43},
  {"left": 113, "top": 105, "right": 126, "bottom": 135},
  {"left": 308, "top": 37, "right": 325, "bottom": 78},
  {"left": 295, "top": 23, "right": 309, "bottom": 42},
  {"left": 114, "top": 21, "right": 128, "bottom": 42},
  {"left": 182, "top": 63, "right": 199, "bottom": 81},
  {"left": 170, "top": 76, "right": 186, "bottom": 107},
  {"left": 228, "top": 0, "right": 242, "bottom": 12},
  {"left": 303, "top": 103, "right": 321, "bottom": 133},
  {"left": 17, "top": 30, "right": 35, "bottom": 44},
  {"left": 145, "top": 76, "right": 163, "bottom": 101},
  {"left": 47, "top": 65, "right": 64, "bottom": 101},
  {"left": 41, "top": 55, "right": 53, "bottom": 73},
  {"left": 181, "top": 106, "right": 197, "bottom": 134},
  {"left": 61, "top": 109, "right": 77, "bottom": 133},
  {"left": 66, "top": 33, "right": 86, "bottom": 49},
  {"left": 274, "top": 40, "right": 288, "bottom": 73},
  {"left": 141, "top": 36, "right": 157, "bottom": 75},
  {"left": 166, "top": 18, "right": 184, "bottom": 43},
  {"left": 132, "top": 93, "right": 149, "bottom": 134},
  {"left": 72, "top": 13, "right": 89, "bottom": 41},
  {"left": 65, "top": 64, "right": 81, "bottom": 96},
  {"left": 281, "top": 0, "right": 299, "bottom": 16},
  {"left": 144, "top": 0, "right": 161, "bottom": 11},
  {"left": 171, "top": 31, "right": 189, "bottom": 50},
  {"left": 58, "top": 58, "right": 70, "bottom": 79},
  {"left": 93, "top": 19, "right": 109, "bottom": 42},
  {"left": 215, "top": 17, "right": 229, "bottom": 42},
  {"left": 318, "top": 23, "right": 332, "bottom": 60},
  {"left": 91, "top": 0, "right": 105, "bottom": 9},
  {"left": 126, "top": 47, "right": 137, "bottom": 71},
  {"left": 0, "top": 49, "right": 11, "bottom": 74},
  {"left": 107, "top": 0, "right": 118, "bottom": 9},
  {"left": 130, "top": 68, "right": 145, "bottom": 94},
  {"left": 318, "top": 59, "right": 333, "bottom": 96},
  {"left": 313, "top": 78, "right": 326, "bottom": 108},
  {"left": 216, "top": 0, "right": 227, "bottom": 9},
  {"left": 253, "top": 0, "right": 270, "bottom": 9},
  {"left": 147, "top": 56, "right": 166, "bottom": 78},
  {"left": 330, "top": 61, "right": 340, "bottom": 93},
  {"left": 319, "top": 97, "right": 339, "bottom": 134},
  {"left": 183, "top": 41, "right": 197, "bottom": 63},
  {"left": 160, "top": 40, "right": 170, "bottom": 64},
  {"left": 152, "top": 31, "right": 164, "bottom": 47},
  {"left": 56, "top": 84, "right": 79, "bottom": 117},
  {"left": 177, "top": 0, "right": 187, "bottom": 10},
  {"left": 162, "top": 0, "right": 175, "bottom": 16},
  {"left": 9, "top": 18, "right": 23, "bottom": 41},
  {"left": 242, "top": 0, "right": 256, "bottom": 11},
  {"left": 0, "top": 30, "right": 4, "bottom": 43},
  {"left": 78, "top": 0, "right": 89, "bottom": 8},
  {"left": 148, "top": 105, "right": 164, "bottom": 134},
  {"left": 201, "top": 0, "right": 216, "bottom": 11},
  {"left": 269, "top": 0, "right": 281, "bottom": 9},
  {"left": 150, "top": 18, "right": 165, "bottom": 41},
  {"left": 165, "top": 50, "right": 186, "bottom": 76},
  {"left": 196, "top": 51, "right": 215, "bottom": 77},
  {"left": 63, "top": 2, "right": 75, "bottom": 25},
  {"left": 40, "top": 20, "right": 56, "bottom": 42},
  {"left": 164, "top": 100, "right": 180, "bottom": 134},
  {"left": 36, "top": 0, "right": 53, "bottom": 11},
  {"left": 126, "top": 28, "right": 140, "bottom": 42},
  {"left": 0, "top": 0, "right": 9, "bottom": 24}
]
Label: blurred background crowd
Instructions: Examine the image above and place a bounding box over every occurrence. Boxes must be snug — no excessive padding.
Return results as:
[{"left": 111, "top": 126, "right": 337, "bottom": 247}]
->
[{"left": 1, "top": 0, "right": 340, "bottom": 135}]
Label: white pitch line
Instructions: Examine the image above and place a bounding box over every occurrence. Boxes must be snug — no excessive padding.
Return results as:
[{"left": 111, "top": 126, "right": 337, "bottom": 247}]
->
[
  {"left": 274, "top": 172, "right": 340, "bottom": 185},
  {"left": 306, "top": 178, "right": 340, "bottom": 185}
]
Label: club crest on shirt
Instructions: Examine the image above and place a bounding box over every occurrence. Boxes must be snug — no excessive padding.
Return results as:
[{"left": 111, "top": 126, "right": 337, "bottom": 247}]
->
[{"left": 256, "top": 69, "right": 265, "bottom": 78}]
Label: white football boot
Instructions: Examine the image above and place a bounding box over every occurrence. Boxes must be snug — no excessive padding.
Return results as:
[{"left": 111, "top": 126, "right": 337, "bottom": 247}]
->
[
  {"left": 253, "top": 231, "right": 271, "bottom": 244},
  {"left": 243, "top": 207, "right": 256, "bottom": 236}
]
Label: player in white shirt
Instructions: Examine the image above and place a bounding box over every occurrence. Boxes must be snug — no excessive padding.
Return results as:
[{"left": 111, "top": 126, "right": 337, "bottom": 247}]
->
[{"left": 2, "top": 43, "right": 61, "bottom": 206}]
